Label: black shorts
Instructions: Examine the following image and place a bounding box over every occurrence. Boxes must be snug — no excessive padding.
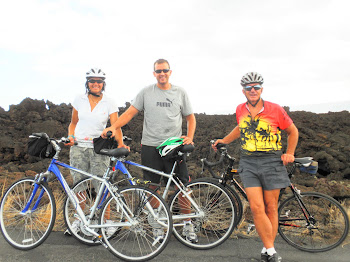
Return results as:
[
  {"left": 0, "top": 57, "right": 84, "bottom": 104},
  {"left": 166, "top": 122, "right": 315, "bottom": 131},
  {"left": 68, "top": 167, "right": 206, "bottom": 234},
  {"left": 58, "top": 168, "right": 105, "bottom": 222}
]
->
[
  {"left": 141, "top": 145, "right": 189, "bottom": 184},
  {"left": 238, "top": 155, "right": 291, "bottom": 190}
]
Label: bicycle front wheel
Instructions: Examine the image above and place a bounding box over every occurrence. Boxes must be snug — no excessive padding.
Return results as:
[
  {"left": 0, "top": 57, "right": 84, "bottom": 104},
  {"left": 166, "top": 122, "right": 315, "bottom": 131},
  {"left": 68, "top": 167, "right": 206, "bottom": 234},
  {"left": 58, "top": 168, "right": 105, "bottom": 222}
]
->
[
  {"left": 100, "top": 185, "right": 172, "bottom": 262},
  {"left": 206, "top": 177, "right": 244, "bottom": 227},
  {"left": 169, "top": 178, "right": 236, "bottom": 249},
  {"left": 278, "top": 191, "right": 349, "bottom": 252},
  {"left": 0, "top": 177, "right": 56, "bottom": 250}
]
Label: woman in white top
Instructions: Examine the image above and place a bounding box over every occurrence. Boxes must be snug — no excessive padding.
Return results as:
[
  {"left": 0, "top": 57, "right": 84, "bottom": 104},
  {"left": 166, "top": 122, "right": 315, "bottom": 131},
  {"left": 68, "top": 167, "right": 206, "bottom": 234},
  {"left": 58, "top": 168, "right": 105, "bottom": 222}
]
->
[{"left": 66, "top": 68, "right": 126, "bottom": 184}]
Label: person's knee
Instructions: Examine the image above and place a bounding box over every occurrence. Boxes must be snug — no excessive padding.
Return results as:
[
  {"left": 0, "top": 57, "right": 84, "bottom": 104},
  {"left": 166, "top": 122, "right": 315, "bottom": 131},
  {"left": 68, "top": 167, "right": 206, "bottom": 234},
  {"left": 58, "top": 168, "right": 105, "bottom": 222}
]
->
[
  {"left": 249, "top": 202, "right": 265, "bottom": 216},
  {"left": 264, "top": 202, "right": 278, "bottom": 215}
]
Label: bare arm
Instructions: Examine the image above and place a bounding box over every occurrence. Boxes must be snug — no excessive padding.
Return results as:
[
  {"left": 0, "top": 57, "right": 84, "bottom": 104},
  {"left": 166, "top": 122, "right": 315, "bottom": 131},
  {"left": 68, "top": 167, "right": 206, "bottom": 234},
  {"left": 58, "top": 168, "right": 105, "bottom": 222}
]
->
[
  {"left": 281, "top": 123, "right": 299, "bottom": 165},
  {"left": 102, "top": 105, "right": 139, "bottom": 138},
  {"left": 181, "top": 113, "right": 196, "bottom": 144},
  {"left": 66, "top": 108, "right": 79, "bottom": 146},
  {"left": 109, "top": 112, "right": 128, "bottom": 149}
]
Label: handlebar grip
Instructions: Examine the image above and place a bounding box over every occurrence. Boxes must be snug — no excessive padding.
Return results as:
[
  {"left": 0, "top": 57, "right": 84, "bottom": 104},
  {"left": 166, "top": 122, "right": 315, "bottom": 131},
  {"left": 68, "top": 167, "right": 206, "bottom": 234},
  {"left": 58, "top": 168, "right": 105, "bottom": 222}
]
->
[
  {"left": 216, "top": 143, "right": 227, "bottom": 149},
  {"left": 106, "top": 131, "right": 112, "bottom": 138},
  {"left": 62, "top": 137, "right": 78, "bottom": 146},
  {"left": 202, "top": 154, "right": 225, "bottom": 167}
]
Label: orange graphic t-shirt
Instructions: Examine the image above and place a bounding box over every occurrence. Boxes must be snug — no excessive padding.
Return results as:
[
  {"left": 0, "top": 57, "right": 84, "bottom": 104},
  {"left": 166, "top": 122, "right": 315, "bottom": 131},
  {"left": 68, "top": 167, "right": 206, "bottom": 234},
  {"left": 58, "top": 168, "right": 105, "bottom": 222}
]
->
[{"left": 236, "top": 101, "right": 293, "bottom": 154}]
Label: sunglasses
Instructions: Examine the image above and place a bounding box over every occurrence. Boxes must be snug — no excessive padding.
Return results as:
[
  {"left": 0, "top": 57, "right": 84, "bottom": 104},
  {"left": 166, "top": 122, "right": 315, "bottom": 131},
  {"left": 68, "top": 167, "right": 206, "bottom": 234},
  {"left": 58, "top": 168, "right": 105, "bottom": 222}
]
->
[
  {"left": 88, "top": 79, "right": 104, "bottom": 84},
  {"left": 154, "top": 69, "right": 170, "bottom": 74},
  {"left": 244, "top": 85, "right": 262, "bottom": 91}
]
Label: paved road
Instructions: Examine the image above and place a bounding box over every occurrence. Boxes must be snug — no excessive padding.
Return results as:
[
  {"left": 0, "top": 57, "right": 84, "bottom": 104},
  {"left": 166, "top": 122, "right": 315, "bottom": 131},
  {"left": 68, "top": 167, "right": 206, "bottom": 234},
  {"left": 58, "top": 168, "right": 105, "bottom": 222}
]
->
[{"left": 0, "top": 232, "right": 349, "bottom": 262}]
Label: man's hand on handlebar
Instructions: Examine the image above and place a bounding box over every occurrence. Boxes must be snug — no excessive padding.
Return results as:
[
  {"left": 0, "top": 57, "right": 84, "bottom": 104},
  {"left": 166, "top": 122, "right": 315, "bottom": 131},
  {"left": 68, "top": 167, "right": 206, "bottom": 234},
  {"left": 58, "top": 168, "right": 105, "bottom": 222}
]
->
[
  {"left": 101, "top": 127, "right": 116, "bottom": 139},
  {"left": 212, "top": 139, "right": 225, "bottom": 152}
]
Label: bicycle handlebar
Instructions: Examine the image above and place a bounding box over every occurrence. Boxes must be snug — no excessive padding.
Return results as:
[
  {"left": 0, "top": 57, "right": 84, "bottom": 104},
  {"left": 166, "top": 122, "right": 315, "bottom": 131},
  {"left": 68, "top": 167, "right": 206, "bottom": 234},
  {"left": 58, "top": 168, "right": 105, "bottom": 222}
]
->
[
  {"left": 106, "top": 131, "right": 132, "bottom": 143},
  {"left": 202, "top": 154, "right": 225, "bottom": 167}
]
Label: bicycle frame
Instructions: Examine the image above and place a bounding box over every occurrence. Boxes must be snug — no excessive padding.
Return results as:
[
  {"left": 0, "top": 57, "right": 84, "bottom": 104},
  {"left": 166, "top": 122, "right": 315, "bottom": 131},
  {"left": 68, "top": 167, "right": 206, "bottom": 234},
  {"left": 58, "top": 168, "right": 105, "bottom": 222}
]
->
[
  {"left": 23, "top": 158, "right": 151, "bottom": 239},
  {"left": 203, "top": 148, "right": 317, "bottom": 229},
  {"left": 114, "top": 158, "right": 204, "bottom": 226}
]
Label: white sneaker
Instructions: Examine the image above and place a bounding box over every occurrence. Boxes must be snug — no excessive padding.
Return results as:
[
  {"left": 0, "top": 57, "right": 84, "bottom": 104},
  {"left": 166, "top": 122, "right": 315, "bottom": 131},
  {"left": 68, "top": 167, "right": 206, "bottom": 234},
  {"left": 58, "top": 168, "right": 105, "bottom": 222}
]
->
[
  {"left": 182, "top": 222, "right": 198, "bottom": 243},
  {"left": 64, "top": 219, "right": 81, "bottom": 236},
  {"left": 147, "top": 210, "right": 165, "bottom": 240},
  {"left": 105, "top": 219, "right": 118, "bottom": 238}
]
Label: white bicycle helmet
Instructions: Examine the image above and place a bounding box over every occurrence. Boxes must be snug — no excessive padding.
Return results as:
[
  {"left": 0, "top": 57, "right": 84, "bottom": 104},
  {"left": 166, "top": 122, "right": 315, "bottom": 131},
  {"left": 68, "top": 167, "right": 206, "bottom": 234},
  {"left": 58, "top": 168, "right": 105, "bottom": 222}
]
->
[
  {"left": 86, "top": 68, "right": 106, "bottom": 79},
  {"left": 156, "top": 137, "right": 184, "bottom": 158},
  {"left": 240, "top": 72, "right": 264, "bottom": 86}
]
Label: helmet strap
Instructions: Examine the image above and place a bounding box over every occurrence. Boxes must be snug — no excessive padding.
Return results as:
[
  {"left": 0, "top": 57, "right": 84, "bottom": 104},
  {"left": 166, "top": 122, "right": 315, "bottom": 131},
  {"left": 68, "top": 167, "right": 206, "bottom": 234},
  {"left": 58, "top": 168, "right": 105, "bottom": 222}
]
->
[
  {"left": 247, "top": 97, "right": 261, "bottom": 107},
  {"left": 88, "top": 90, "right": 101, "bottom": 97}
]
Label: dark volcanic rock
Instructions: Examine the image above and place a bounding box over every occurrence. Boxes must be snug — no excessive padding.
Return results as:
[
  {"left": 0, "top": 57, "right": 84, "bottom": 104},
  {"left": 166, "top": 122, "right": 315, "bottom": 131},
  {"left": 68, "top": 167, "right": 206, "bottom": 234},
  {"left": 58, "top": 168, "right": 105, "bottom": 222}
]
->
[{"left": 0, "top": 98, "right": 349, "bottom": 199}]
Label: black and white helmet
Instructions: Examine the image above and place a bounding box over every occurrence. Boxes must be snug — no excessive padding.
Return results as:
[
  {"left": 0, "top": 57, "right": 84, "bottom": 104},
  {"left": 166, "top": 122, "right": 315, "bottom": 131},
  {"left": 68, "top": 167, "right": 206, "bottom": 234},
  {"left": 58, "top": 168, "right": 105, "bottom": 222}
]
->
[
  {"left": 240, "top": 72, "right": 264, "bottom": 86},
  {"left": 86, "top": 68, "right": 106, "bottom": 79}
]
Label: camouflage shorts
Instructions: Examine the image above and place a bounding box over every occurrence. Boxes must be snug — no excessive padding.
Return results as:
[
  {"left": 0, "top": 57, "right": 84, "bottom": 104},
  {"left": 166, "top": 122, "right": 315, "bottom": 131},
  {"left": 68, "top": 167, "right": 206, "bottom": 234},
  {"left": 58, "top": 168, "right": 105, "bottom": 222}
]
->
[{"left": 69, "top": 146, "right": 109, "bottom": 188}]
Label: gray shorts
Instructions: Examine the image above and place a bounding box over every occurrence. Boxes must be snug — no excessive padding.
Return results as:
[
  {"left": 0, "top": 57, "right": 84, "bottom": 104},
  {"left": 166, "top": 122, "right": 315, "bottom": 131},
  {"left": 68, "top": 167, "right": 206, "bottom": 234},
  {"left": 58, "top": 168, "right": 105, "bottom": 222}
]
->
[
  {"left": 238, "top": 156, "right": 291, "bottom": 190},
  {"left": 70, "top": 146, "right": 109, "bottom": 188}
]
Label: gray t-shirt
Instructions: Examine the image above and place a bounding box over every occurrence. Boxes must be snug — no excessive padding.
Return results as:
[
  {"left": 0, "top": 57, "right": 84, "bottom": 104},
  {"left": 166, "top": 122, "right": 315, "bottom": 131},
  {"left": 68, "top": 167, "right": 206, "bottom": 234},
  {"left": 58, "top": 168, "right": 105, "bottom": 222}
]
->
[{"left": 132, "top": 84, "right": 193, "bottom": 147}]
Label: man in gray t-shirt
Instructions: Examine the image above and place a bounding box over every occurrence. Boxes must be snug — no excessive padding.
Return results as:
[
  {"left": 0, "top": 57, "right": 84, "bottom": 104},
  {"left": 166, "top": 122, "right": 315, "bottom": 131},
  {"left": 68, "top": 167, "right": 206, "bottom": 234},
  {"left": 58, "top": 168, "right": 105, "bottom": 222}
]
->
[
  {"left": 102, "top": 58, "right": 197, "bottom": 242},
  {"left": 132, "top": 83, "right": 193, "bottom": 147},
  {"left": 102, "top": 58, "right": 196, "bottom": 182}
]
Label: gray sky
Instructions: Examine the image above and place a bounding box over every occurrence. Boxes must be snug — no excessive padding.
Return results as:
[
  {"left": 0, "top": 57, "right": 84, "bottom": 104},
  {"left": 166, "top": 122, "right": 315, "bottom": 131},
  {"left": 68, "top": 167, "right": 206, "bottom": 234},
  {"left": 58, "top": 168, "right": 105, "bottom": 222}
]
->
[{"left": 1, "top": 0, "right": 349, "bottom": 114}]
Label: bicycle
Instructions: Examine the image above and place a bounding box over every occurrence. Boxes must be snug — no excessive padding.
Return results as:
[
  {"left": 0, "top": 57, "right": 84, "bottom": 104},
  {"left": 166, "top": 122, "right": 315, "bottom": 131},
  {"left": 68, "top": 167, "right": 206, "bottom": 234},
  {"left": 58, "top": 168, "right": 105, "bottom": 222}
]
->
[
  {"left": 96, "top": 138, "right": 237, "bottom": 250},
  {"left": 0, "top": 133, "right": 173, "bottom": 262},
  {"left": 200, "top": 141, "right": 349, "bottom": 252}
]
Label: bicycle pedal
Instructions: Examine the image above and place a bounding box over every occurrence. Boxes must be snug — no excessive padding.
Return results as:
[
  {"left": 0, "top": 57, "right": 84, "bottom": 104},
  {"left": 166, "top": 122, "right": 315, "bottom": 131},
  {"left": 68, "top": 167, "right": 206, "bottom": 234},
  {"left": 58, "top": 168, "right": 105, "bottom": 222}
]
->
[{"left": 247, "top": 223, "right": 255, "bottom": 234}]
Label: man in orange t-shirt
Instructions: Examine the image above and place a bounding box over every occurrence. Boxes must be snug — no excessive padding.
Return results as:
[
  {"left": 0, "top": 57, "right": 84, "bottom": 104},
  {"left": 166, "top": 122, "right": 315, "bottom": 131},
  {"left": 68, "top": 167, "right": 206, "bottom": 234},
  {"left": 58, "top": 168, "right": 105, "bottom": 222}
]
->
[{"left": 213, "top": 72, "right": 299, "bottom": 262}]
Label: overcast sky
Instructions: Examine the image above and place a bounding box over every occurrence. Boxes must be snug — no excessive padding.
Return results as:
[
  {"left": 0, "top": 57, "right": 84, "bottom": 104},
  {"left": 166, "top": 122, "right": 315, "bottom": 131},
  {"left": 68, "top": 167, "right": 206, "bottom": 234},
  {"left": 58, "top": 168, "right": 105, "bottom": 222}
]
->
[{"left": 1, "top": 0, "right": 349, "bottom": 114}]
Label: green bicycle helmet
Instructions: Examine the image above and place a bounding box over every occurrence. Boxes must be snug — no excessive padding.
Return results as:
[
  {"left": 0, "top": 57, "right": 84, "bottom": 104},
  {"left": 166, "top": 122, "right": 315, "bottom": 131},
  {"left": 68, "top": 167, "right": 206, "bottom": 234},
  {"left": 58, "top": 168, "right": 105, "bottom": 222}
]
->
[{"left": 156, "top": 137, "right": 184, "bottom": 157}]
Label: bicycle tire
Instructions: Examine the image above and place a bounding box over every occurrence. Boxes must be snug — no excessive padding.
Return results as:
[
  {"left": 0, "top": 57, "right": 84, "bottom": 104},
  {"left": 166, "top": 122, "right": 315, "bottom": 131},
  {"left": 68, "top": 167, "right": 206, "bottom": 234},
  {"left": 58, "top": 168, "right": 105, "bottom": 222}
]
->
[
  {"left": 63, "top": 177, "right": 101, "bottom": 246},
  {"left": 100, "top": 185, "right": 172, "bottom": 261},
  {"left": 206, "top": 177, "right": 244, "bottom": 227},
  {"left": 278, "top": 191, "right": 349, "bottom": 252},
  {"left": 0, "top": 177, "right": 56, "bottom": 250},
  {"left": 169, "top": 178, "right": 236, "bottom": 249}
]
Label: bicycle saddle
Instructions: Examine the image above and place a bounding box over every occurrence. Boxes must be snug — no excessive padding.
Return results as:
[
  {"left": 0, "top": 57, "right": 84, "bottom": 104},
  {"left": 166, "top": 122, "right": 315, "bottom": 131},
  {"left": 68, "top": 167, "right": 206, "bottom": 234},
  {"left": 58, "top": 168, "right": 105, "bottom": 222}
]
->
[
  {"left": 99, "top": 147, "right": 130, "bottom": 157},
  {"left": 180, "top": 144, "right": 194, "bottom": 153},
  {"left": 294, "top": 157, "right": 313, "bottom": 166}
]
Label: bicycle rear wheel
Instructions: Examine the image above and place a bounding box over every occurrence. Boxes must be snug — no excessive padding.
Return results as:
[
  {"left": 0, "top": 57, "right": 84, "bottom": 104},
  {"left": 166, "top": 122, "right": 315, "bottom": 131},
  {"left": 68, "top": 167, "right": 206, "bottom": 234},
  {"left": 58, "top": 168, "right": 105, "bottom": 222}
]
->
[
  {"left": 278, "top": 191, "right": 349, "bottom": 252},
  {"left": 0, "top": 177, "right": 56, "bottom": 250},
  {"left": 169, "top": 178, "right": 236, "bottom": 249},
  {"left": 100, "top": 185, "right": 172, "bottom": 262},
  {"left": 63, "top": 177, "right": 101, "bottom": 245}
]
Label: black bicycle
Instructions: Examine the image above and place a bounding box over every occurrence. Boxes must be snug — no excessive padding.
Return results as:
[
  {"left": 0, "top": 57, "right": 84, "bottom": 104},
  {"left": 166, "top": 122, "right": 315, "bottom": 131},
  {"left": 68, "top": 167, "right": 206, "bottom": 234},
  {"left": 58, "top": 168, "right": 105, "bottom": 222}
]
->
[{"left": 200, "top": 141, "right": 349, "bottom": 252}]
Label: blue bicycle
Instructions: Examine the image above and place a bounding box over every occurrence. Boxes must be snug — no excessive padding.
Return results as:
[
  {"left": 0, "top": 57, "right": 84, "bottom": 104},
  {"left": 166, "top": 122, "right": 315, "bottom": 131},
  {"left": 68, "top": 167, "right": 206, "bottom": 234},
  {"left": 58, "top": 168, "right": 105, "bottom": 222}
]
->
[{"left": 0, "top": 133, "right": 172, "bottom": 262}]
